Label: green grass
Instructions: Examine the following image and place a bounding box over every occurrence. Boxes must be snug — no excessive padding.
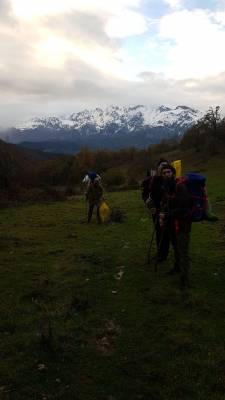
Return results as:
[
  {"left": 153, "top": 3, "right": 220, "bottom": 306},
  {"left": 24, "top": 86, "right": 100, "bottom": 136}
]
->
[{"left": 0, "top": 155, "right": 225, "bottom": 400}]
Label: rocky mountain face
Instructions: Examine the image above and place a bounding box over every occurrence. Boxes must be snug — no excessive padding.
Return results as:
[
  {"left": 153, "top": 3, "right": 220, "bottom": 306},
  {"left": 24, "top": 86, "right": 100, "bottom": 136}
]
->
[{"left": 3, "top": 105, "right": 202, "bottom": 153}]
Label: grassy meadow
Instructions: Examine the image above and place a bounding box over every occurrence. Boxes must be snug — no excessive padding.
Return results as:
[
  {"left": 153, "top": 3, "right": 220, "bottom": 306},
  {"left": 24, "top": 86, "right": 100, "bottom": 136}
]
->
[{"left": 0, "top": 154, "right": 225, "bottom": 400}]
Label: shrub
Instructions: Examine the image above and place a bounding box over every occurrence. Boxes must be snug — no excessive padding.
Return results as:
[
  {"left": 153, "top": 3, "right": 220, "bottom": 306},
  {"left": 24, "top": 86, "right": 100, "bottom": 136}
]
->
[
  {"left": 126, "top": 176, "right": 139, "bottom": 189},
  {"left": 103, "top": 169, "right": 125, "bottom": 187},
  {"left": 45, "top": 186, "right": 67, "bottom": 201},
  {"left": 109, "top": 208, "right": 125, "bottom": 223}
]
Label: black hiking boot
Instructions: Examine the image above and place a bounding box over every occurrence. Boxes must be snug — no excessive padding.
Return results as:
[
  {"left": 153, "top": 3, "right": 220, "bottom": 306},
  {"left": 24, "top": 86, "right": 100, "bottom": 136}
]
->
[
  {"left": 180, "top": 275, "right": 190, "bottom": 290},
  {"left": 151, "top": 254, "right": 167, "bottom": 263},
  {"left": 167, "top": 266, "right": 181, "bottom": 275}
]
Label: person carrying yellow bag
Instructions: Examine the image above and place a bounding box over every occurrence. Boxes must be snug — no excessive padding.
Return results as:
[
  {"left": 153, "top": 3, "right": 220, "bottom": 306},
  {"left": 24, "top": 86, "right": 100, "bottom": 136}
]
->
[{"left": 85, "top": 178, "right": 104, "bottom": 224}]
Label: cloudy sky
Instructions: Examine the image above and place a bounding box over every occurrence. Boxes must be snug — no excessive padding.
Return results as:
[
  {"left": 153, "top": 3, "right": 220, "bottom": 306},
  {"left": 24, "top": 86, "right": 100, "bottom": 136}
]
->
[{"left": 1, "top": 0, "right": 225, "bottom": 126}]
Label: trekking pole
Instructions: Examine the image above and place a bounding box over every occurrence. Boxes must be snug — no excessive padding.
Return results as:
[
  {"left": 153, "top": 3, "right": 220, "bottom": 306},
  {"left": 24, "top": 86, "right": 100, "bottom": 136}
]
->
[
  {"left": 154, "top": 224, "right": 165, "bottom": 273},
  {"left": 84, "top": 194, "right": 89, "bottom": 222},
  {"left": 154, "top": 213, "right": 169, "bottom": 274},
  {"left": 147, "top": 222, "right": 156, "bottom": 265},
  {"left": 85, "top": 199, "right": 88, "bottom": 220}
]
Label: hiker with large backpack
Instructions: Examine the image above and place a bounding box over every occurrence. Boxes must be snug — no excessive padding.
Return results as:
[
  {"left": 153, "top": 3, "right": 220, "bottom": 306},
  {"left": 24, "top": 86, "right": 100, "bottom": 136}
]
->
[
  {"left": 85, "top": 177, "right": 103, "bottom": 224},
  {"left": 159, "top": 164, "right": 193, "bottom": 289}
]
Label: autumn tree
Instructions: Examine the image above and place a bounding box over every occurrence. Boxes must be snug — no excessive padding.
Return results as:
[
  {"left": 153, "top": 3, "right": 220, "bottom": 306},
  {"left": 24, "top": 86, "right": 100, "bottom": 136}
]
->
[{"left": 203, "top": 106, "right": 221, "bottom": 138}]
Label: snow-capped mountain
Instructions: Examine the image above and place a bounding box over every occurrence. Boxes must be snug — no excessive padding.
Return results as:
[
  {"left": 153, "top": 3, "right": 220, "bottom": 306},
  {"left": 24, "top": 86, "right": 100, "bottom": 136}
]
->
[
  {"left": 16, "top": 105, "right": 201, "bottom": 133},
  {"left": 5, "top": 105, "right": 203, "bottom": 153}
]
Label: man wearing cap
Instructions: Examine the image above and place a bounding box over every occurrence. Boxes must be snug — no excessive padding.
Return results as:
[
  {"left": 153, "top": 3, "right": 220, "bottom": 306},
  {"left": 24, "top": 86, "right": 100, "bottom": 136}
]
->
[{"left": 145, "top": 158, "right": 170, "bottom": 262}]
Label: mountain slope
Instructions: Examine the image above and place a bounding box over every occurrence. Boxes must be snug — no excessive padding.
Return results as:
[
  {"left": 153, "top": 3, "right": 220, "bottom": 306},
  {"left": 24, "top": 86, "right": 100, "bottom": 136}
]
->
[{"left": 4, "top": 105, "right": 203, "bottom": 153}]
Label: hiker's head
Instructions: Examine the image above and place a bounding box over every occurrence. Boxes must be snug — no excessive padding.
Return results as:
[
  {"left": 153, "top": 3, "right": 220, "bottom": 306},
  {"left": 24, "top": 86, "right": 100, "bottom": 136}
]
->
[
  {"left": 161, "top": 165, "right": 176, "bottom": 180},
  {"left": 93, "top": 178, "right": 100, "bottom": 186},
  {"left": 156, "top": 158, "right": 169, "bottom": 175}
]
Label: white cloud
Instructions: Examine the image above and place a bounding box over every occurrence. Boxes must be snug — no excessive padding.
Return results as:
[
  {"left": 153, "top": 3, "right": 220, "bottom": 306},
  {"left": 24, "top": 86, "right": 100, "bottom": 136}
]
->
[
  {"left": 34, "top": 34, "right": 72, "bottom": 69},
  {"left": 10, "top": 0, "right": 142, "bottom": 21},
  {"left": 163, "top": 0, "right": 183, "bottom": 9},
  {"left": 1, "top": 0, "right": 225, "bottom": 126},
  {"left": 105, "top": 10, "right": 148, "bottom": 38},
  {"left": 6, "top": 0, "right": 147, "bottom": 80},
  {"left": 158, "top": 9, "right": 225, "bottom": 79},
  {"left": 214, "top": 10, "right": 225, "bottom": 24},
  {"left": 215, "top": 0, "right": 225, "bottom": 11}
]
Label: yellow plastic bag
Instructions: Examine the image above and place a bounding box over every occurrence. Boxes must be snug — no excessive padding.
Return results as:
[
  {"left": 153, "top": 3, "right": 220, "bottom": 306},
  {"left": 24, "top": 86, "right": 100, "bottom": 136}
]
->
[
  {"left": 171, "top": 159, "right": 182, "bottom": 178},
  {"left": 99, "top": 201, "right": 110, "bottom": 222}
]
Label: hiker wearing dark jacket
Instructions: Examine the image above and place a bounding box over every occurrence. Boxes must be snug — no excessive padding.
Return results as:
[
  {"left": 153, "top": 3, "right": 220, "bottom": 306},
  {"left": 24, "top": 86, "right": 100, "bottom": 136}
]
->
[
  {"left": 86, "top": 179, "right": 103, "bottom": 223},
  {"left": 159, "top": 165, "right": 193, "bottom": 289},
  {"left": 141, "top": 170, "right": 153, "bottom": 203},
  {"left": 144, "top": 159, "right": 170, "bottom": 262}
]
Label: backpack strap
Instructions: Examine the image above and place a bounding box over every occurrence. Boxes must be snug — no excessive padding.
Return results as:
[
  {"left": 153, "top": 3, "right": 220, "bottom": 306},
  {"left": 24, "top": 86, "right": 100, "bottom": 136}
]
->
[{"left": 176, "top": 176, "right": 188, "bottom": 185}]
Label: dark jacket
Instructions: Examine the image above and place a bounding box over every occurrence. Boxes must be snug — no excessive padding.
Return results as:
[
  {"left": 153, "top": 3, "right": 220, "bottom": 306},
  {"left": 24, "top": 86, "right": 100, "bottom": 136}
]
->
[
  {"left": 148, "top": 175, "right": 165, "bottom": 211},
  {"left": 141, "top": 176, "right": 153, "bottom": 202},
  {"left": 160, "top": 179, "right": 192, "bottom": 232},
  {"left": 160, "top": 179, "right": 193, "bottom": 228},
  {"left": 86, "top": 182, "right": 103, "bottom": 205}
]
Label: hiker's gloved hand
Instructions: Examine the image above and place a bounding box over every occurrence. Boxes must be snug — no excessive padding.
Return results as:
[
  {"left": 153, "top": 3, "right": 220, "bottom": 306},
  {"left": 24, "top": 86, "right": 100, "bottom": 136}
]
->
[
  {"left": 159, "top": 213, "right": 165, "bottom": 227},
  {"left": 145, "top": 197, "right": 153, "bottom": 210}
]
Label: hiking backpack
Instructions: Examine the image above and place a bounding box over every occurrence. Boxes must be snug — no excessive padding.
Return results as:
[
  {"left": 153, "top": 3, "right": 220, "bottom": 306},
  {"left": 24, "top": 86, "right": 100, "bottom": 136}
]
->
[
  {"left": 177, "top": 172, "right": 207, "bottom": 222},
  {"left": 87, "top": 171, "right": 98, "bottom": 181},
  {"left": 83, "top": 171, "right": 101, "bottom": 185}
]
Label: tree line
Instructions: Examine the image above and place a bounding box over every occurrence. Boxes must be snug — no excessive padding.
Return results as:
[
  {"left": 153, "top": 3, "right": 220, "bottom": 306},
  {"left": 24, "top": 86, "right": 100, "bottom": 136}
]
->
[{"left": 180, "top": 106, "right": 225, "bottom": 154}]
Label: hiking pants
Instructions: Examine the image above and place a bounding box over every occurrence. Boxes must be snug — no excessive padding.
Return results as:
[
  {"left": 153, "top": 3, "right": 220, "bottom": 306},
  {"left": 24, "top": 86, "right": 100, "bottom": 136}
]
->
[
  {"left": 153, "top": 214, "right": 170, "bottom": 260},
  {"left": 170, "top": 221, "right": 191, "bottom": 285},
  {"left": 88, "top": 203, "right": 101, "bottom": 223}
]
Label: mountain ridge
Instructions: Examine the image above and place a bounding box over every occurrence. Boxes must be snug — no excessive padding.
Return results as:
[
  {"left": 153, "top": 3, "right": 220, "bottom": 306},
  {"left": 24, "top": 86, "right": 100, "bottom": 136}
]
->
[
  {"left": 15, "top": 105, "right": 201, "bottom": 133},
  {"left": 3, "top": 105, "right": 203, "bottom": 153}
]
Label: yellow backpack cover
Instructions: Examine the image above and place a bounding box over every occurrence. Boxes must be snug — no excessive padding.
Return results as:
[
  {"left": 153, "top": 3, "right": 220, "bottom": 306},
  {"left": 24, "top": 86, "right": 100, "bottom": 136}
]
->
[
  {"left": 171, "top": 159, "right": 182, "bottom": 178},
  {"left": 99, "top": 201, "right": 110, "bottom": 222}
]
